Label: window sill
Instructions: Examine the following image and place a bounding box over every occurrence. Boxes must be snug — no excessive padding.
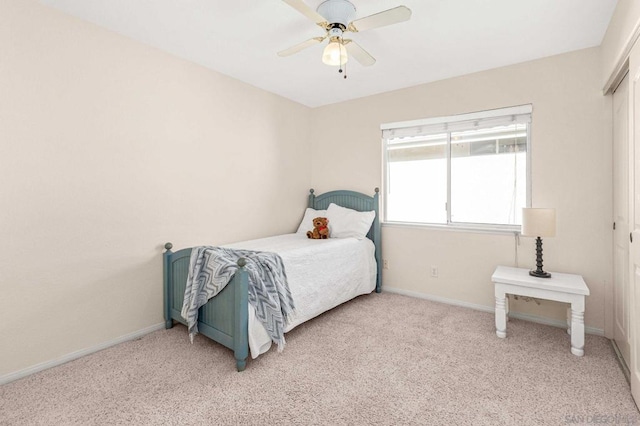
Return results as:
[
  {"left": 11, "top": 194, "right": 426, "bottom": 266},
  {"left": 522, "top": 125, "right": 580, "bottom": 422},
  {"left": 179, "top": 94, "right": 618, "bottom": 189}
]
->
[{"left": 382, "top": 221, "right": 521, "bottom": 236}]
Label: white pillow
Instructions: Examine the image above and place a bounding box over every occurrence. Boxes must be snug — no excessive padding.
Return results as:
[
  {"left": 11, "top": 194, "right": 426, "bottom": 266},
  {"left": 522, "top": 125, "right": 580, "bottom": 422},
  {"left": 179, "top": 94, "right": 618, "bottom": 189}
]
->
[
  {"left": 326, "top": 203, "right": 376, "bottom": 239},
  {"left": 296, "top": 208, "right": 328, "bottom": 234}
]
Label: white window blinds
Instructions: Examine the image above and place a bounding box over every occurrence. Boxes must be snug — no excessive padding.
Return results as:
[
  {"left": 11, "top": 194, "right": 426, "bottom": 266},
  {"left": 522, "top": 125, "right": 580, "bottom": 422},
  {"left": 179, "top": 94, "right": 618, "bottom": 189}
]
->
[{"left": 381, "top": 105, "right": 532, "bottom": 140}]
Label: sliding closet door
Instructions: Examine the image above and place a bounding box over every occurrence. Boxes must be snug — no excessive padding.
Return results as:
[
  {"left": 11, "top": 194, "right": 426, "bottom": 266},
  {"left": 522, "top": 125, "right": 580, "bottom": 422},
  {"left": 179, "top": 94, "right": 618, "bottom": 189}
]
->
[
  {"left": 613, "top": 74, "right": 631, "bottom": 366},
  {"left": 627, "top": 40, "right": 640, "bottom": 406}
]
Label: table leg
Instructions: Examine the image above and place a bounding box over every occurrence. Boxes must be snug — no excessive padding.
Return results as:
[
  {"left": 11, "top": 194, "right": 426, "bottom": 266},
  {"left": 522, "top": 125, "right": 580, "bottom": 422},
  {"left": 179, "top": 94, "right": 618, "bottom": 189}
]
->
[
  {"left": 495, "top": 293, "right": 507, "bottom": 338},
  {"left": 505, "top": 295, "right": 510, "bottom": 322},
  {"left": 566, "top": 307, "right": 571, "bottom": 335},
  {"left": 570, "top": 298, "right": 585, "bottom": 356}
]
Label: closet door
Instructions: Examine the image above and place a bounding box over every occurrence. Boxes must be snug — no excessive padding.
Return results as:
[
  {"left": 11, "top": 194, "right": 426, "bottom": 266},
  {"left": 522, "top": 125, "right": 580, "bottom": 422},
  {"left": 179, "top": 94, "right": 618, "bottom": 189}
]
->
[
  {"left": 627, "top": 40, "right": 640, "bottom": 406},
  {"left": 613, "top": 74, "right": 630, "bottom": 366}
]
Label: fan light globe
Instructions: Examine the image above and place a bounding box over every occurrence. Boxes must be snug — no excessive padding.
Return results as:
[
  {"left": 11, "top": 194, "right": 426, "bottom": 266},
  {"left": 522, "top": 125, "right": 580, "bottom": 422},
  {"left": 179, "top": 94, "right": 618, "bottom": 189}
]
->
[{"left": 322, "top": 41, "right": 348, "bottom": 66}]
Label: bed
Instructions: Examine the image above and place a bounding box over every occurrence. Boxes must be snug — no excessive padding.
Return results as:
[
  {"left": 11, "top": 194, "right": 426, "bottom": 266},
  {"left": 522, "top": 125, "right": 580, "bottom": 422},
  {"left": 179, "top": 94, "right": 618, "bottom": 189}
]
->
[{"left": 163, "top": 188, "right": 382, "bottom": 371}]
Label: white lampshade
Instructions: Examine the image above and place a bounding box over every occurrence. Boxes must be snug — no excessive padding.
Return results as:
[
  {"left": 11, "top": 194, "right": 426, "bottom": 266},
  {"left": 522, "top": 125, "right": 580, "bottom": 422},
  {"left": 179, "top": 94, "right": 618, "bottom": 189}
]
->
[
  {"left": 521, "top": 208, "right": 556, "bottom": 237},
  {"left": 322, "top": 41, "right": 348, "bottom": 66}
]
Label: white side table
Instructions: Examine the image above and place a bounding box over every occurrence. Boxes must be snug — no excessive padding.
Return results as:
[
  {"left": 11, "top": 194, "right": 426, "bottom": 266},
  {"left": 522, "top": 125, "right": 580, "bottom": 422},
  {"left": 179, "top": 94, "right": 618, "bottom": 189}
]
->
[{"left": 492, "top": 266, "right": 590, "bottom": 356}]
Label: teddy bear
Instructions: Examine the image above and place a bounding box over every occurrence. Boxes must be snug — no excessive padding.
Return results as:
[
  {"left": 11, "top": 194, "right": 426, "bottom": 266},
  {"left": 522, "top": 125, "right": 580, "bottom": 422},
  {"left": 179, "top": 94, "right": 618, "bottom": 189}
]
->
[{"left": 306, "top": 217, "right": 330, "bottom": 239}]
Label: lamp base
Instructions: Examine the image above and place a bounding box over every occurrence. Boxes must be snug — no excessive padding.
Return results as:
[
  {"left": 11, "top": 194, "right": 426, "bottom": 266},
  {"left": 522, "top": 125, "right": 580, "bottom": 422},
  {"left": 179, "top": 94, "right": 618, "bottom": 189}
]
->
[
  {"left": 529, "top": 269, "right": 551, "bottom": 278},
  {"left": 530, "top": 236, "right": 552, "bottom": 278}
]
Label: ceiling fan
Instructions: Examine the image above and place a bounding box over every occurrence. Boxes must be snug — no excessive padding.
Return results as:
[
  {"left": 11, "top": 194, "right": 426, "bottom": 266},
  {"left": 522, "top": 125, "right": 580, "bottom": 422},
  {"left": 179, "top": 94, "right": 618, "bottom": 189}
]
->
[{"left": 278, "top": 0, "right": 411, "bottom": 76}]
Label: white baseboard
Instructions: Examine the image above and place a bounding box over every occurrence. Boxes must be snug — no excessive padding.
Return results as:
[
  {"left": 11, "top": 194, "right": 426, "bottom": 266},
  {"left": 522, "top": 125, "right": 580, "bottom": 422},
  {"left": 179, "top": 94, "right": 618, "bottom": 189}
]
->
[
  {"left": 0, "top": 322, "right": 165, "bottom": 386},
  {"left": 384, "top": 287, "right": 605, "bottom": 337}
]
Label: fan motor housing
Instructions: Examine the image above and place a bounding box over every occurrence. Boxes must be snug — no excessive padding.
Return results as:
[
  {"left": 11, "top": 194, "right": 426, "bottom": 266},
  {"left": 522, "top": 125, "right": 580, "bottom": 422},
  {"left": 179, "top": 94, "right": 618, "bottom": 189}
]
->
[{"left": 317, "top": 0, "right": 356, "bottom": 27}]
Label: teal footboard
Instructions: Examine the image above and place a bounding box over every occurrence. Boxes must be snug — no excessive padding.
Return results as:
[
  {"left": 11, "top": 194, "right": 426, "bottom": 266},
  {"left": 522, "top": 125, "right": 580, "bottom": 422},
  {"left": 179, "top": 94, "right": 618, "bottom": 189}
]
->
[{"left": 162, "top": 243, "right": 249, "bottom": 371}]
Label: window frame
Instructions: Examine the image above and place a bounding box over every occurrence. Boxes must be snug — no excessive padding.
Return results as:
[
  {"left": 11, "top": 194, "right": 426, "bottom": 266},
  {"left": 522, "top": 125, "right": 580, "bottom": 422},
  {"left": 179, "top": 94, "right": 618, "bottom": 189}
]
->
[{"left": 381, "top": 105, "right": 532, "bottom": 233}]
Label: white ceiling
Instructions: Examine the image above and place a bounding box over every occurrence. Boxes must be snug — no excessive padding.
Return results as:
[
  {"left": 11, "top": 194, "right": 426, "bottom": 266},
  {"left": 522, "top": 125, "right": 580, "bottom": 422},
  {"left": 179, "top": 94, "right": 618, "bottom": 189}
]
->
[{"left": 40, "top": 0, "right": 618, "bottom": 108}]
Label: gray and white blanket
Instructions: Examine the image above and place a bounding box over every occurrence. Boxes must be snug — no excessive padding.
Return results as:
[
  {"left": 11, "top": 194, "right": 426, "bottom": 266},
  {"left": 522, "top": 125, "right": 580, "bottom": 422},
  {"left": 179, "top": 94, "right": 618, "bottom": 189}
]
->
[{"left": 181, "top": 246, "right": 295, "bottom": 351}]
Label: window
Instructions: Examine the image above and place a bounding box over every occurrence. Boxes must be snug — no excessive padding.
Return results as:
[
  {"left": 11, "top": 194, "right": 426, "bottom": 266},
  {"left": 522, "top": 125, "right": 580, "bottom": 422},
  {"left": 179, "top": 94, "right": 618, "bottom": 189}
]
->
[{"left": 382, "top": 105, "right": 531, "bottom": 231}]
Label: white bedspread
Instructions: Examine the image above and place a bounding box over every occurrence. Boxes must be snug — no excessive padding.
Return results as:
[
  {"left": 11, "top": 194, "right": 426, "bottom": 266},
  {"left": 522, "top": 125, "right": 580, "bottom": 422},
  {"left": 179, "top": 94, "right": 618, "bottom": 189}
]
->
[{"left": 224, "top": 233, "right": 377, "bottom": 358}]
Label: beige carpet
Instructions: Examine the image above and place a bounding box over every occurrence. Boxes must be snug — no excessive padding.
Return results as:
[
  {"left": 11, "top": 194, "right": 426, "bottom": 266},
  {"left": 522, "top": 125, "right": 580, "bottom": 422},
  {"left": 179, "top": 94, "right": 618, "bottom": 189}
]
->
[{"left": 1, "top": 293, "right": 638, "bottom": 425}]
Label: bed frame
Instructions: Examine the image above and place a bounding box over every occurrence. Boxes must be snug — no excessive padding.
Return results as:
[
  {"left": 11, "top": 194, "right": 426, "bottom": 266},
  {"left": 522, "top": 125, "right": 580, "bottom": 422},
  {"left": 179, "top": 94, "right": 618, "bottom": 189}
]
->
[{"left": 163, "top": 188, "right": 381, "bottom": 371}]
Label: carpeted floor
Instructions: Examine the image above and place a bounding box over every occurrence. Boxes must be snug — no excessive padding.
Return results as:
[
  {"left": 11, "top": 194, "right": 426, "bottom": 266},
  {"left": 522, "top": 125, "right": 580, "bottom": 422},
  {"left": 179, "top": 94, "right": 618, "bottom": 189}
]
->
[{"left": 1, "top": 292, "right": 638, "bottom": 425}]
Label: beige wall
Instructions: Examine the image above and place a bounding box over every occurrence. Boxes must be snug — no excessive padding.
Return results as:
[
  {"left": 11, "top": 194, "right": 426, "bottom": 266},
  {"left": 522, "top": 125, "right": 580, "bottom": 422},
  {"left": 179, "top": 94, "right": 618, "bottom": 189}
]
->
[
  {"left": 1, "top": 0, "right": 616, "bottom": 380},
  {"left": 0, "top": 0, "right": 311, "bottom": 377},
  {"left": 309, "top": 47, "right": 612, "bottom": 331}
]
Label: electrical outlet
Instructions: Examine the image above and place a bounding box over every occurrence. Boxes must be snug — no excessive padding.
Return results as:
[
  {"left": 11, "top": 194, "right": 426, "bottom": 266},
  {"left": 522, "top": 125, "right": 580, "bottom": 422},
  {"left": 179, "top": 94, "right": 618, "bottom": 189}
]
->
[
  {"left": 430, "top": 266, "right": 438, "bottom": 278},
  {"left": 383, "top": 259, "right": 389, "bottom": 270}
]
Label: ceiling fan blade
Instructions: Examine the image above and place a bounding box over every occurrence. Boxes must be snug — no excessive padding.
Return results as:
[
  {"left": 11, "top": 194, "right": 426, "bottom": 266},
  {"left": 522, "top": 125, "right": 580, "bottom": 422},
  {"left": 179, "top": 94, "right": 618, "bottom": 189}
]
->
[
  {"left": 282, "top": 0, "right": 328, "bottom": 26},
  {"left": 278, "top": 36, "right": 326, "bottom": 57},
  {"left": 348, "top": 6, "right": 412, "bottom": 32},
  {"left": 343, "top": 40, "right": 376, "bottom": 66}
]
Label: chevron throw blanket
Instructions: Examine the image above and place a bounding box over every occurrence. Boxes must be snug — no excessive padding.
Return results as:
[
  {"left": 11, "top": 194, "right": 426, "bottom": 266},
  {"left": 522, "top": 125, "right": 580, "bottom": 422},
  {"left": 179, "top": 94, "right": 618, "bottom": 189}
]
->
[{"left": 181, "top": 246, "right": 295, "bottom": 351}]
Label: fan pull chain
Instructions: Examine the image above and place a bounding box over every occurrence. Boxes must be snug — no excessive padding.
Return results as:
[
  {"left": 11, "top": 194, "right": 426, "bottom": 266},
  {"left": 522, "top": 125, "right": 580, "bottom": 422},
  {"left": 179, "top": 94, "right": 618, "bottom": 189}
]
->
[
  {"left": 338, "top": 37, "right": 343, "bottom": 74},
  {"left": 342, "top": 42, "right": 347, "bottom": 78},
  {"left": 338, "top": 37, "right": 347, "bottom": 79}
]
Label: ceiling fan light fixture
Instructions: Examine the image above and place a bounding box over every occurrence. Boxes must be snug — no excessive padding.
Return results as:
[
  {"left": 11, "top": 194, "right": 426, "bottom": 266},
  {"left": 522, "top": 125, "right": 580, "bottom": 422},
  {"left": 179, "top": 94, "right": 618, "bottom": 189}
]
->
[
  {"left": 280, "top": 0, "right": 412, "bottom": 72},
  {"left": 322, "top": 40, "right": 348, "bottom": 66}
]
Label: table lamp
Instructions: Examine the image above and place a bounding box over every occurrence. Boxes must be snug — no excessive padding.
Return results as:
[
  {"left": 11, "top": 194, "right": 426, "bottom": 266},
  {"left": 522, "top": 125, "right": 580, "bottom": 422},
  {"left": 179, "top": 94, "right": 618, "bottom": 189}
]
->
[{"left": 521, "top": 208, "right": 556, "bottom": 278}]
